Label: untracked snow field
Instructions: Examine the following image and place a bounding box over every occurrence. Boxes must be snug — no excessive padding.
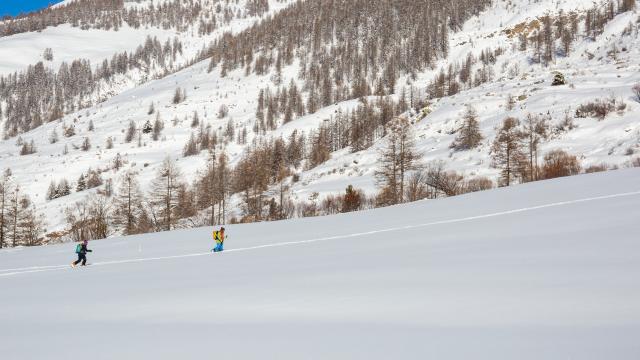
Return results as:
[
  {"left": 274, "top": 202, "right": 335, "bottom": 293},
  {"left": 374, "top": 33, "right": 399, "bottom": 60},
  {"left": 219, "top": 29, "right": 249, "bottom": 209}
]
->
[{"left": 2, "top": 169, "right": 640, "bottom": 359}]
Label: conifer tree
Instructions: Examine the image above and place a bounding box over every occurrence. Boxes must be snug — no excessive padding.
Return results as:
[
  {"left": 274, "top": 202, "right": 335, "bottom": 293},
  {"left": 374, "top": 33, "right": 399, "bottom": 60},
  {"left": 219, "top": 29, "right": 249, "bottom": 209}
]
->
[
  {"left": 183, "top": 133, "right": 199, "bottom": 157},
  {"left": 152, "top": 113, "right": 164, "bottom": 141},
  {"left": 451, "top": 106, "right": 483, "bottom": 151},
  {"left": 341, "top": 185, "right": 363, "bottom": 213},
  {"left": 76, "top": 173, "right": 87, "bottom": 192},
  {"left": 125, "top": 121, "right": 136, "bottom": 143}
]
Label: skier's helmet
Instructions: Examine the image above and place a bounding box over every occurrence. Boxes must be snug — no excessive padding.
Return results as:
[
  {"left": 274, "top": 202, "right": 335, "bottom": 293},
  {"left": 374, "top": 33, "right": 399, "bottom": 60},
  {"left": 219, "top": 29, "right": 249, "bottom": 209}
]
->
[{"left": 83, "top": 240, "right": 88, "bottom": 245}]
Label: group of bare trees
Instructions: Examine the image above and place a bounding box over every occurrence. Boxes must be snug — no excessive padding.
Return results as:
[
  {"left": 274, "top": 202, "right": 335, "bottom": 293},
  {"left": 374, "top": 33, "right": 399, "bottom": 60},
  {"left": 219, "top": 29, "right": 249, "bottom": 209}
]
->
[
  {"left": 0, "top": 0, "right": 269, "bottom": 38},
  {"left": 254, "top": 82, "right": 305, "bottom": 132},
  {"left": 427, "top": 47, "right": 503, "bottom": 99},
  {"left": 9, "top": 102, "right": 633, "bottom": 246},
  {"left": 65, "top": 194, "right": 111, "bottom": 242},
  {"left": 195, "top": 151, "right": 230, "bottom": 226},
  {"left": 70, "top": 104, "right": 587, "bottom": 235},
  {"left": 375, "top": 118, "right": 421, "bottom": 205},
  {"left": 208, "top": 0, "right": 491, "bottom": 109},
  {"left": 206, "top": 97, "right": 404, "bottom": 222},
  {"left": 232, "top": 136, "right": 302, "bottom": 222},
  {"left": 182, "top": 94, "right": 405, "bottom": 177},
  {"left": 373, "top": 115, "right": 494, "bottom": 206},
  {"left": 424, "top": 0, "right": 636, "bottom": 102},
  {"left": 523, "top": 0, "right": 635, "bottom": 65},
  {"left": 372, "top": 106, "right": 590, "bottom": 207},
  {"left": 0, "top": 0, "right": 124, "bottom": 35},
  {"left": 0, "top": 170, "right": 46, "bottom": 248},
  {"left": 62, "top": 153, "right": 232, "bottom": 241},
  {"left": 489, "top": 114, "right": 584, "bottom": 186},
  {"left": 183, "top": 118, "right": 222, "bottom": 157},
  {"left": 518, "top": 0, "right": 633, "bottom": 65}
]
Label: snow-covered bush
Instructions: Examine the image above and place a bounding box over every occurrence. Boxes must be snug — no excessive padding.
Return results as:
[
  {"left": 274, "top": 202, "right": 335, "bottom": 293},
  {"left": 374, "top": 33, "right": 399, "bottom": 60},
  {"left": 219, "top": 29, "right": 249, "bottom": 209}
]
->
[{"left": 551, "top": 72, "right": 566, "bottom": 86}]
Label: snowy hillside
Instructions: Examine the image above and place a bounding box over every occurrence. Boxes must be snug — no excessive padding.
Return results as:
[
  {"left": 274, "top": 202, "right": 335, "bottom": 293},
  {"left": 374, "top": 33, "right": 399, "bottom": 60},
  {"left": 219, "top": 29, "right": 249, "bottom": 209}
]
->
[
  {"left": 287, "top": 0, "right": 640, "bottom": 197},
  {"left": 0, "top": 0, "right": 297, "bottom": 138},
  {"left": 0, "top": 23, "right": 174, "bottom": 75},
  {"left": 0, "top": 0, "right": 293, "bottom": 76},
  {"left": 0, "top": 0, "right": 639, "bottom": 239},
  {"left": 2, "top": 169, "right": 640, "bottom": 359}
]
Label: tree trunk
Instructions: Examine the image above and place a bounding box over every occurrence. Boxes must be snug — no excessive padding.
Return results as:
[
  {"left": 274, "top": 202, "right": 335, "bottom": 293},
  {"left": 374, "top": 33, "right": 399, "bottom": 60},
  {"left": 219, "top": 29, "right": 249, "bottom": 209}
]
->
[
  {"left": 166, "top": 174, "right": 171, "bottom": 231},
  {"left": 12, "top": 189, "right": 19, "bottom": 247},
  {"left": 0, "top": 186, "right": 5, "bottom": 249}
]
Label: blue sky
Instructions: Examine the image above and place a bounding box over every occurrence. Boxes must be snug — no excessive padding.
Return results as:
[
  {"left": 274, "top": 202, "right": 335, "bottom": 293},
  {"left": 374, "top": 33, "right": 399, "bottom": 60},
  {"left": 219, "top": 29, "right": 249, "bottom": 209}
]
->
[{"left": 0, "top": 0, "right": 63, "bottom": 18}]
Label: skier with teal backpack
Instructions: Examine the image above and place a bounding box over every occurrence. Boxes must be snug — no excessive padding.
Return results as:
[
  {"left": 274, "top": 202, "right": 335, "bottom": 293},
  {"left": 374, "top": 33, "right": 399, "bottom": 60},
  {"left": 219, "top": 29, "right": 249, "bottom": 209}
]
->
[
  {"left": 212, "top": 227, "right": 225, "bottom": 253},
  {"left": 71, "top": 240, "right": 92, "bottom": 267}
]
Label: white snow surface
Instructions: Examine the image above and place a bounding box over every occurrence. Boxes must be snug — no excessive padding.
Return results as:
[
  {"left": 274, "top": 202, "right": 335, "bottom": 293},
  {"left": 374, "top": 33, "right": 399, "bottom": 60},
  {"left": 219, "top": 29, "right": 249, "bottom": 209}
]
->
[
  {"left": 1, "top": 0, "right": 640, "bottom": 232},
  {"left": 1, "top": 169, "right": 640, "bottom": 359},
  {"left": 0, "top": 23, "right": 176, "bottom": 75}
]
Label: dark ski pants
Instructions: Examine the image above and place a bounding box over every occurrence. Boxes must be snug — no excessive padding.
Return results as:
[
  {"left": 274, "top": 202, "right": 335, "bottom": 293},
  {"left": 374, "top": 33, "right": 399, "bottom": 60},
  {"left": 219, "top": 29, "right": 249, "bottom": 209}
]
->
[{"left": 73, "top": 253, "right": 87, "bottom": 266}]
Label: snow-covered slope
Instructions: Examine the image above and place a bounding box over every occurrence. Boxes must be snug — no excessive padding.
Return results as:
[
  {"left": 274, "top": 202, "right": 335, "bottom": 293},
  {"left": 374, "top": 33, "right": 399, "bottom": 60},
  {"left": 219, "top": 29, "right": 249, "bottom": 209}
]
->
[
  {"left": 0, "top": 0, "right": 295, "bottom": 76},
  {"left": 2, "top": 169, "right": 640, "bottom": 359},
  {"left": 288, "top": 0, "right": 640, "bottom": 199},
  {"left": 1, "top": 0, "right": 639, "bottom": 234},
  {"left": 0, "top": 23, "right": 175, "bottom": 75}
]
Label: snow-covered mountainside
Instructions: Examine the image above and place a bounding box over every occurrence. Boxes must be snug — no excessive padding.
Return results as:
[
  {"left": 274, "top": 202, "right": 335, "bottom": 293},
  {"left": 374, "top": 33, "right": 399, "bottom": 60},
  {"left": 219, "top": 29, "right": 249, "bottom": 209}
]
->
[
  {"left": 0, "top": 0, "right": 639, "bottom": 240},
  {"left": 2, "top": 169, "right": 640, "bottom": 359},
  {"left": 0, "top": 0, "right": 291, "bottom": 75},
  {"left": 0, "top": 0, "right": 296, "bottom": 138}
]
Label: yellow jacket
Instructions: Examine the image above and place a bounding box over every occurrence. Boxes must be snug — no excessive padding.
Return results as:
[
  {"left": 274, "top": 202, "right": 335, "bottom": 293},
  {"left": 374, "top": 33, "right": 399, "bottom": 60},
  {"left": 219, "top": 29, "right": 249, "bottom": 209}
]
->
[{"left": 213, "top": 230, "right": 224, "bottom": 244}]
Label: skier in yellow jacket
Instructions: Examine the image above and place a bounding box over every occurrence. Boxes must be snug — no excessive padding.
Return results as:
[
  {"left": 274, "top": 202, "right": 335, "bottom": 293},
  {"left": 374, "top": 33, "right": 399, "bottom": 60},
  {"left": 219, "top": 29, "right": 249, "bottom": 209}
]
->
[{"left": 212, "top": 227, "right": 225, "bottom": 252}]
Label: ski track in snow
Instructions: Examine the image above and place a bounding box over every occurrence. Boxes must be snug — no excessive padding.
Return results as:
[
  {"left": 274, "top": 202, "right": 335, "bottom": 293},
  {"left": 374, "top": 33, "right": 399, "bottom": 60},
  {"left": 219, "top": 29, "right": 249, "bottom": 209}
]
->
[{"left": 2, "top": 189, "right": 639, "bottom": 278}]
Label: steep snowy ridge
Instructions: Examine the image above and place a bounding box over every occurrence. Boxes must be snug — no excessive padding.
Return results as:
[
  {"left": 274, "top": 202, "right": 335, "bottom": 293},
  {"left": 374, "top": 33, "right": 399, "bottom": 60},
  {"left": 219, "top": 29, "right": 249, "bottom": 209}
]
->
[
  {"left": 1, "top": 169, "right": 640, "bottom": 359},
  {"left": 0, "top": 0, "right": 639, "bottom": 235}
]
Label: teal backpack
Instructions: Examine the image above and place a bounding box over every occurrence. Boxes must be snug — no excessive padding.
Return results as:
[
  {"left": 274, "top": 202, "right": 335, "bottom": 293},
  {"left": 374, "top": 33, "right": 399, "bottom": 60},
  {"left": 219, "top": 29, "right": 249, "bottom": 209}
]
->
[{"left": 75, "top": 244, "right": 82, "bottom": 254}]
